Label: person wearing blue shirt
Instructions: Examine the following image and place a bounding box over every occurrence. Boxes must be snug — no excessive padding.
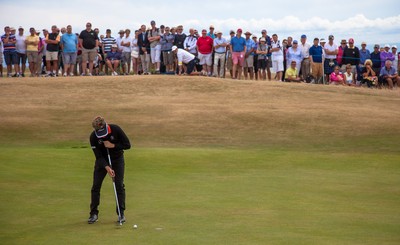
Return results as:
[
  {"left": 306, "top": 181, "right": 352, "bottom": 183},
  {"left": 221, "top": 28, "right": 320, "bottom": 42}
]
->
[
  {"left": 106, "top": 44, "right": 122, "bottom": 76},
  {"left": 229, "top": 29, "right": 247, "bottom": 80},
  {"left": 244, "top": 31, "right": 256, "bottom": 80},
  {"left": 309, "top": 37, "right": 324, "bottom": 84},
  {"left": 358, "top": 42, "right": 371, "bottom": 81},
  {"left": 379, "top": 60, "right": 400, "bottom": 89},
  {"left": 370, "top": 44, "right": 381, "bottom": 75},
  {"left": 60, "top": 25, "right": 78, "bottom": 76}
]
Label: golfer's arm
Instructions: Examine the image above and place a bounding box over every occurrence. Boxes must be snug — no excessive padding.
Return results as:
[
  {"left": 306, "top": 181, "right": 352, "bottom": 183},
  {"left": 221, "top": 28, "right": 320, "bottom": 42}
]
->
[{"left": 114, "top": 126, "right": 131, "bottom": 150}]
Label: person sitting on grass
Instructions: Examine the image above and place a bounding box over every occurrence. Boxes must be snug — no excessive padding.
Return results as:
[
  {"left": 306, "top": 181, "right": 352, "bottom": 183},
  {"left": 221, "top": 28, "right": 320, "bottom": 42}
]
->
[
  {"left": 285, "top": 60, "right": 302, "bottom": 82},
  {"left": 344, "top": 64, "right": 355, "bottom": 86},
  {"left": 329, "top": 65, "right": 345, "bottom": 85},
  {"left": 106, "top": 44, "right": 121, "bottom": 76},
  {"left": 361, "top": 59, "right": 377, "bottom": 88}
]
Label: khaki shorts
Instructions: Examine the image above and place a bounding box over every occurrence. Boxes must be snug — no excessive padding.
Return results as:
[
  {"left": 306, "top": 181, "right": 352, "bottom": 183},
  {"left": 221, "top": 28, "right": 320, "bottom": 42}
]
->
[
  {"left": 26, "top": 51, "right": 38, "bottom": 63},
  {"left": 244, "top": 55, "right": 254, "bottom": 68},
  {"left": 81, "top": 48, "right": 97, "bottom": 62},
  {"left": 162, "top": 51, "right": 174, "bottom": 65},
  {"left": 46, "top": 51, "right": 58, "bottom": 61}
]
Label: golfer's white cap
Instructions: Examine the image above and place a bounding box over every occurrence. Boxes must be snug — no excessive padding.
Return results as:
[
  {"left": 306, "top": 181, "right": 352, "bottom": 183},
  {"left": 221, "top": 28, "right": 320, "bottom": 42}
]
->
[{"left": 172, "top": 46, "right": 177, "bottom": 51}]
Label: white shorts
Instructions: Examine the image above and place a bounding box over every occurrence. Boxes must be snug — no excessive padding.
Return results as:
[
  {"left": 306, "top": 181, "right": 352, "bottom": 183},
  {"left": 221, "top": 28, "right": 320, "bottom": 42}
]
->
[
  {"left": 150, "top": 45, "right": 161, "bottom": 63},
  {"left": 272, "top": 56, "right": 284, "bottom": 72},
  {"left": 131, "top": 50, "right": 139, "bottom": 59},
  {"left": 198, "top": 52, "right": 212, "bottom": 66}
]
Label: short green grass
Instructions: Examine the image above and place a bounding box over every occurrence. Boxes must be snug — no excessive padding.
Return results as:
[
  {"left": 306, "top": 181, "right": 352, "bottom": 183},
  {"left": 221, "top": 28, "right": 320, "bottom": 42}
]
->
[{"left": 1, "top": 144, "right": 399, "bottom": 245}]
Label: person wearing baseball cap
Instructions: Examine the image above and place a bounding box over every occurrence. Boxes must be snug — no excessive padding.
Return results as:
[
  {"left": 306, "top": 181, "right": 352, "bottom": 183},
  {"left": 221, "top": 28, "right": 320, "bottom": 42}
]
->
[
  {"left": 260, "top": 29, "right": 272, "bottom": 80},
  {"left": 197, "top": 29, "right": 214, "bottom": 76},
  {"left": 341, "top": 38, "right": 360, "bottom": 82},
  {"left": 105, "top": 44, "right": 122, "bottom": 76},
  {"left": 323, "top": 34, "right": 338, "bottom": 82},
  {"left": 230, "top": 28, "right": 246, "bottom": 79},
  {"left": 88, "top": 116, "right": 131, "bottom": 224}
]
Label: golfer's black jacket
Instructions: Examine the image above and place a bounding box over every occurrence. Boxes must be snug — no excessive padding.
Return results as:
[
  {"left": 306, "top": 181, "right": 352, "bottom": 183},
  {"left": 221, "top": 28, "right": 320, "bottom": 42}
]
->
[{"left": 90, "top": 124, "right": 131, "bottom": 169}]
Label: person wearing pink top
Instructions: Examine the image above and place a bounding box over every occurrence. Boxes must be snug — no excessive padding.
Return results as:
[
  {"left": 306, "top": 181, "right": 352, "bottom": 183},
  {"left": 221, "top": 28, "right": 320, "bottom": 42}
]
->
[{"left": 330, "top": 65, "right": 345, "bottom": 85}]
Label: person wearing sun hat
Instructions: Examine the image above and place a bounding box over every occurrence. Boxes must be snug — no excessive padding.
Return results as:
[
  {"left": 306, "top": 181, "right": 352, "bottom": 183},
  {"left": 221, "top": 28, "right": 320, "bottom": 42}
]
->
[
  {"left": 380, "top": 44, "right": 395, "bottom": 68},
  {"left": 88, "top": 116, "right": 131, "bottom": 224}
]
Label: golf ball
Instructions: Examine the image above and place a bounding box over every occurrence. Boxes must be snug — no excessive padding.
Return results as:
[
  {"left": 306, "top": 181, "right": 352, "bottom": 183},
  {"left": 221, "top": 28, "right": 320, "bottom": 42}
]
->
[{"left": 133, "top": 224, "right": 138, "bottom": 229}]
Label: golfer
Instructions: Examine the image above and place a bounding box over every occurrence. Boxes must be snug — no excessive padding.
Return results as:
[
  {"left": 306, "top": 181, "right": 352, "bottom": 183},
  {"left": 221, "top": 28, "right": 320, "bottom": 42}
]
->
[{"left": 88, "top": 116, "right": 131, "bottom": 224}]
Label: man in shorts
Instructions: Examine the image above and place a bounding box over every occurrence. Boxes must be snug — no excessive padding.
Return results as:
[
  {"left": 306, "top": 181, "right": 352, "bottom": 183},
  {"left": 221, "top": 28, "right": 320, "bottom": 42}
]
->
[
  {"left": 25, "top": 27, "right": 40, "bottom": 77},
  {"left": 16, "top": 27, "right": 27, "bottom": 77},
  {"left": 196, "top": 29, "right": 213, "bottom": 76},
  {"left": 121, "top": 29, "right": 132, "bottom": 75},
  {"left": 44, "top": 25, "right": 60, "bottom": 77},
  {"left": 1, "top": 26, "right": 19, "bottom": 77},
  {"left": 148, "top": 20, "right": 161, "bottom": 74},
  {"left": 270, "top": 34, "right": 284, "bottom": 81},
  {"left": 60, "top": 25, "right": 78, "bottom": 76},
  {"left": 243, "top": 31, "right": 256, "bottom": 80},
  {"left": 79, "top": 22, "right": 99, "bottom": 76},
  {"left": 229, "top": 28, "right": 246, "bottom": 80}
]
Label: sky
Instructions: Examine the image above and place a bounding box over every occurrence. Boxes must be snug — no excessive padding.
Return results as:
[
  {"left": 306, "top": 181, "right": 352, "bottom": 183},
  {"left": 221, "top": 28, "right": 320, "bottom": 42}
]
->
[{"left": 1, "top": 0, "right": 400, "bottom": 46}]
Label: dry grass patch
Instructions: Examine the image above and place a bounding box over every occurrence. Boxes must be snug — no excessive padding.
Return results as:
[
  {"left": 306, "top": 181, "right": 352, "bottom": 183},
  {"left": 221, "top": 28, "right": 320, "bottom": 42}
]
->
[{"left": 0, "top": 76, "right": 399, "bottom": 147}]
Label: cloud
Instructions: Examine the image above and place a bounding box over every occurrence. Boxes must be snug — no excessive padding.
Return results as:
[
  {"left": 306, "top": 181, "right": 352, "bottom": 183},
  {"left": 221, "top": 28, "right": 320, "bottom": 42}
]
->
[{"left": 1, "top": 0, "right": 399, "bottom": 46}]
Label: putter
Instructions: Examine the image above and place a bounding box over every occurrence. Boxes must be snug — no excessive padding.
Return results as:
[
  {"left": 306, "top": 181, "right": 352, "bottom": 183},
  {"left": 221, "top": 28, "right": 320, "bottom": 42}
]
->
[{"left": 106, "top": 148, "right": 123, "bottom": 226}]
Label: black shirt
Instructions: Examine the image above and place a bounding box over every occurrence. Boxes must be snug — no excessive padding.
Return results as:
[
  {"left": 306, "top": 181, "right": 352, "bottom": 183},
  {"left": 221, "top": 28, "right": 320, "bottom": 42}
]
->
[
  {"left": 46, "top": 33, "right": 60, "bottom": 52},
  {"left": 174, "top": 33, "right": 187, "bottom": 49},
  {"left": 90, "top": 124, "right": 131, "bottom": 168},
  {"left": 342, "top": 46, "right": 360, "bottom": 66},
  {"left": 79, "top": 29, "right": 98, "bottom": 49},
  {"left": 137, "top": 32, "right": 150, "bottom": 55}
]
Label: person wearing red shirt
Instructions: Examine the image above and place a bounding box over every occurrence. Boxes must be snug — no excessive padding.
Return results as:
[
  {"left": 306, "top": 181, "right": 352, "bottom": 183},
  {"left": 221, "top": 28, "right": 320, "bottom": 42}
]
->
[{"left": 196, "top": 29, "right": 213, "bottom": 76}]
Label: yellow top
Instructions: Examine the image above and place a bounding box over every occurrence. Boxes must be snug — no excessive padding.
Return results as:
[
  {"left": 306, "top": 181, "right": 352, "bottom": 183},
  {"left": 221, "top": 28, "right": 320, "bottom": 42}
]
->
[
  {"left": 285, "top": 67, "right": 298, "bottom": 79},
  {"left": 26, "top": 35, "right": 39, "bottom": 51}
]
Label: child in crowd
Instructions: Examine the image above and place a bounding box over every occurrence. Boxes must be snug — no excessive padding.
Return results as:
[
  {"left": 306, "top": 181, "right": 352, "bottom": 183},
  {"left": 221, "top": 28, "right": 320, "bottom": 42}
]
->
[
  {"left": 329, "top": 65, "right": 345, "bottom": 85},
  {"left": 344, "top": 64, "right": 355, "bottom": 86}
]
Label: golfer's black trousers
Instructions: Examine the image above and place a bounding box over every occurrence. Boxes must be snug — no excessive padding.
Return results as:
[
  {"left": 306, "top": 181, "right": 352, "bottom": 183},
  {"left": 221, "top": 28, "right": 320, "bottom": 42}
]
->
[{"left": 90, "top": 156, "right": 125, "bottom": 216}]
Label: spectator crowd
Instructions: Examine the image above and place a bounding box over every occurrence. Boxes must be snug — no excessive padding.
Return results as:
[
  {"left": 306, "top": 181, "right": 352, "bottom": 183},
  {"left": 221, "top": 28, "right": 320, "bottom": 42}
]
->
[{"left": 1, "top": 21, "right": 399, "bottom": 89}]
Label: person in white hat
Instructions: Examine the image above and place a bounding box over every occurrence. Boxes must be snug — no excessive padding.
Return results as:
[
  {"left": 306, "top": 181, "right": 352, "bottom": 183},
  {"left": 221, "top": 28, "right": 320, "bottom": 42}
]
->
[
  {"left": 213, "top": 31, "right": 227, "bottom": 78},
  {"left": 380, "top": 44, "right": 394, "bottom": 67},
  {"left": 172, "top": 45, "right": 201, "bottom": 75}
]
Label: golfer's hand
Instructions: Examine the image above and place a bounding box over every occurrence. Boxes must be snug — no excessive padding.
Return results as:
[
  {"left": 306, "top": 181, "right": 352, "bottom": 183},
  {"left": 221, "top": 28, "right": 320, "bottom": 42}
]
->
[
  {"left": 105, "top": 166, "right": 115, "bottom": 178},
  {"left": 103, "top": 141, "right": 115, "bottom": 148}
]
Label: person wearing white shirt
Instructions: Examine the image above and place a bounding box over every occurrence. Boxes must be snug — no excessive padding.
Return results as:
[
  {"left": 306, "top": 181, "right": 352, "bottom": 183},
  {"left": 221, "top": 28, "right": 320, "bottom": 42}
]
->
[
  {"left": 121, "top": 29, "right": 133, "bottom": 75},
  {"left": 324, "top": 35, "right": 338, "bottom": 82},
  {"left": 183, "top": 29, "right": 198, "bottom": 55},
  {"left": 172, "top": 45, "right": 199, "bottom": 75},
  {"left": 299, "top": 34, "right": 311, "bottom": 80},
  {"left": 131, "top": 30, "right": 140, "bottom": 75},
  {"left": 15, "top": 27, "right": 27, "bottom": 76},
  {"left": 270, "top": 34, "right": 284, "bottom": 81},
  {"left": 392, "top": 46, "right": 398, "bottom": 73},
  {"left": 213, "top": 31, "right": 227, "bottom": 78}
]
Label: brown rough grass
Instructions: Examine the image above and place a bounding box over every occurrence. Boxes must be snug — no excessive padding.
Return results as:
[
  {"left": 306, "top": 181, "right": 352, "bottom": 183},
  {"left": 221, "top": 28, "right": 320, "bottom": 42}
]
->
[{"left": 0, "top": 76, "right": 399, "bottom": 147}]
